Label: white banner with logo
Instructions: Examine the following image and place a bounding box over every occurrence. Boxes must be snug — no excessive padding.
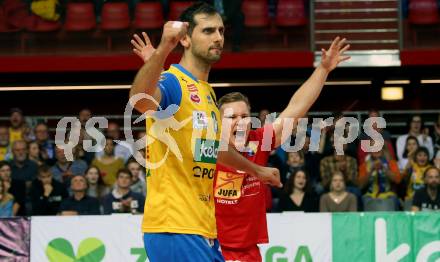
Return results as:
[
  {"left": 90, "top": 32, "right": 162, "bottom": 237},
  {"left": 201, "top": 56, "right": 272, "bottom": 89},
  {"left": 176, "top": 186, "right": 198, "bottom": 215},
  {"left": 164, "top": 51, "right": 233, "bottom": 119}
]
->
[
  {"left": 260, "top": 212, "right": 332, "bottom": 262},
  {"left": 30, "top": 215, "right": 145, "bottom": 262},
  {"left": 30, "top": 213, "right": 331, "bottom": 262}
]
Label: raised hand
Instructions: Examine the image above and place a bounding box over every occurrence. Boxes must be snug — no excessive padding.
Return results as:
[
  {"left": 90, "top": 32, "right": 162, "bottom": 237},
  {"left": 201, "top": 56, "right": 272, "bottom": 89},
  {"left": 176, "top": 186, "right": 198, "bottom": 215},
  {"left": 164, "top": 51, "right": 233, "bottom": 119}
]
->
[
  {"left": 131, "top": 32, "right": 156, "bottom": 63},
  {"left": 320, "top": 37, "right": 351, "bottom": 72},
  {"left": 158, "top": 21, "right": 189, "bottom": 54}
]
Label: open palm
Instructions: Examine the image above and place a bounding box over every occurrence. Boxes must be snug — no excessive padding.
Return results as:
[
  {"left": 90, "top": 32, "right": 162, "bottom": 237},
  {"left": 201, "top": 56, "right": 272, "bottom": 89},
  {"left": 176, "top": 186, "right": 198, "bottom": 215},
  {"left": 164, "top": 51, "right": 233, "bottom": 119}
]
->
[
  {"left": 320, "top": 37, "right": 350, "bottom": 72},
  {"left": 131, "top": 32, "right": 156, "bottom": 63}
]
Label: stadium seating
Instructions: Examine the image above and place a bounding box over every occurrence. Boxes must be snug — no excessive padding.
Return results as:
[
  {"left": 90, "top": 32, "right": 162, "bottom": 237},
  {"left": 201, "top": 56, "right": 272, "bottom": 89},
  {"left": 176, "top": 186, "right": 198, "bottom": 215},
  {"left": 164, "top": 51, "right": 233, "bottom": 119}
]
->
[
  {"left": 408, "top": 0, "right": 440, "bottom": 45},
  {"left": 65, "top": 2, "right": 96, "bottom": 32},
  {"left": 101, "top": 2, "right": 130, "bottom": 50},
  {"left": 134, "top": 2, "right": 164, "bottom": 30},
  {"left": 276, "top": 0, "right": 308, "bottom": 46},
  {"left": 242, "top": 0, "right": 270, "bottom": 27},
  {"left": 408, "top": 0, "right": 440, "bottom": 25},
  {"left": 101, "top": 2, "right": 130, "bottom": 31},
  {"left": 169, "top": 1, "right": 194, "bottom": 21}
]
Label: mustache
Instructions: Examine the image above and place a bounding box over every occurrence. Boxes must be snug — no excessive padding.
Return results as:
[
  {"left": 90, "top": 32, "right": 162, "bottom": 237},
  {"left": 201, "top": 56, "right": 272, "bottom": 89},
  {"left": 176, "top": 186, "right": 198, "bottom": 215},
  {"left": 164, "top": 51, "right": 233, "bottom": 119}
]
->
[{"left": 209, "top": 45, "right": 223, "bottom": 50}]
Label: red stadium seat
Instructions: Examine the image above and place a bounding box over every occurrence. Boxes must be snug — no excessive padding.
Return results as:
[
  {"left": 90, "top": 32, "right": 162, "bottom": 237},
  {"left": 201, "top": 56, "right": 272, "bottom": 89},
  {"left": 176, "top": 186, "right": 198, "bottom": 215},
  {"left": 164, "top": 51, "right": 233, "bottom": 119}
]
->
[
  {"left": 169, "top": 1, "right": 193, "bottom": 21},
  {"left": 134, "top": 2, "right": 164, "bottom": 29},
  {"left": 0, "top": 6, "right": 7, "bottom": 32},
  {"left": 408, "top": 0, "right": 440, "bottom": 45},
  {"left": 65, "top": 3, "right": 96, "bottom": 31},
  {"left": 101, "top": 2, "right": 130, "bottom": 30},
  {"left": 276, "top": 0, "right": 307, "bottom": 47},
  {"left": 276, "top": 0, "right": 307, "bottom": 27},
  {"left": 2, "top": 0, "right": 28, "bottom": 31},
  {"left": 408, "top": 0, "right": 440, "bottom": 25},
  {"left": 26, "top": 14, "right": 62, "bottom": 32},
  {"left": 242, "top": 0, "right": 269, "bottom": 27}
]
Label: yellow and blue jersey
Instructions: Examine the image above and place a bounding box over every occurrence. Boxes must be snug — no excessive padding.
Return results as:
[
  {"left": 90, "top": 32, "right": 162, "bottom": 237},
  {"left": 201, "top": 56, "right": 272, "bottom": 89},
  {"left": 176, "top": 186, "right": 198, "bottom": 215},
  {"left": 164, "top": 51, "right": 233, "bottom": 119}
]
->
[{"left": 142, "top": 64, "right": 221, "bottom": 239}]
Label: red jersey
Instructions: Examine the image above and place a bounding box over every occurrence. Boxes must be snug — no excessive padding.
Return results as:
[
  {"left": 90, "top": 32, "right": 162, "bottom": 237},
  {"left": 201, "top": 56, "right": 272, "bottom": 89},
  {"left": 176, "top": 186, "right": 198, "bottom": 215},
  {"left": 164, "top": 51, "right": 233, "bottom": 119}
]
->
[{"left": 214, "top": 126, "right": 275, "bottom": 249}]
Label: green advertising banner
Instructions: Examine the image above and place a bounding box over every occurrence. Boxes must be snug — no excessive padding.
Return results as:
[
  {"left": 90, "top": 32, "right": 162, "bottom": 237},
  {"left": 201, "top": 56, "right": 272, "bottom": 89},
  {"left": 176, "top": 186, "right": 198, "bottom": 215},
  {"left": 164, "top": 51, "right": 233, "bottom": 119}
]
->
[{"left": 332, "top": 212, "right": 440, "bottom": 262}]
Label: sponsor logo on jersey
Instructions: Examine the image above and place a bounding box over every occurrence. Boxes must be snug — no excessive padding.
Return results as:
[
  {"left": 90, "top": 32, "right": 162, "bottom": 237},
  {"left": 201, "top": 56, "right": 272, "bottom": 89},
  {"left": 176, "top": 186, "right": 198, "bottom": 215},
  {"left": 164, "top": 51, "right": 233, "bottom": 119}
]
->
[
  {"left": 194, "top": 139, "right": 219, "bottom": 164},
  {"left": 214, "top": 171, "right": 245, "bottom": 200},
  {"left": 193, "top": 111, "right": 208, "bottom": 129}
]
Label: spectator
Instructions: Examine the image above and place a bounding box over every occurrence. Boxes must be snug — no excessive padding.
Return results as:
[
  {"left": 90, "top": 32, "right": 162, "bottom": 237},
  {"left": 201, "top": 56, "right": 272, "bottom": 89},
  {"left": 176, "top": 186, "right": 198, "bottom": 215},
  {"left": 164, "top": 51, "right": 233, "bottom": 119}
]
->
[
  {"left": 79, "top": 108, "right": 92, "bottom": 128},
  {"left": 402, "top": 147, "right": 432, "bottom": 210},
  {"left": 412, "top": 167, "right": 440, "bottom": 211},
  {"left": 0, "top": 161, "right": 26, "bottom": 216},
  {"left": 9, "top": 108, "right": 33, "bottom": 144},
  {"left": 284, "top": 151, "right": 305, "bottom": 183},
  {"left": 396, "top": 115, "right": 434, "bottom": 161},
  {"left": 102, "top": 169, "right": 145, "bottom": 214},
  {"left": 358, "top": 146, "right": 401, "bottom": 211},
  {"left": 95, "top": 122, "right": 133, "bottom": 163},
  {"left": 31, "top": 165, "right": 68, "bottom": 215},
  {"left": 58, "top": 174, "right": 101, "bottom": 215},
  {"left": 127, "top": 159, "right": 146, "bottom": 196},
  {"left": 358, "top": 109, "right": 396, "bottom": 164},
  {"left": 10, "top": 140, "right": 38, "bottom": 184},
  {"left": 398, "top": 135, "right": 419, "bottom": 171},
  {"left": 92, "top": 137, "right": 125, "bottom": 187},
  {"left": 76, "top": 129, "right": 95, "bottom": 165},
  {"left": 320, "top": 171, "right": 357, "bottom": 212},
  {"left": 277, "top": 169, "right": 318, "bottom": 212},
  {"left": 78, "top": 108, "right": 94, "bottom": 145},
  {"left": 28, "top": 141, "right": 44, "bottom": 166},
  {"left": 0, "top": 126, "right": 12, "bottom": 161},
  {"left": 85, "top": 166, "right": 109, "bottom": 200},
  {"left": 34, "top": 123, "right": 55, "bottom": 164},
  {"left": 0, "top": 176, "right": 18, "bottom": 217},
  {"left": 319, "top": 148, "right": 358, "bottom": 192},
  {"left": 50, "top": 146, "right": 88, "bottom": 186}
]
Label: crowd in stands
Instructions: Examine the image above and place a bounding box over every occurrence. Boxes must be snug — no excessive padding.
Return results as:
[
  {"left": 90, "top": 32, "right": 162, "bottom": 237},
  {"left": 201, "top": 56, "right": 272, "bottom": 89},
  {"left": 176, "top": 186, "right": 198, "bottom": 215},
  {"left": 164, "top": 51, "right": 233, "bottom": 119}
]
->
[
  {"left": 269, "top": 110, "right": 440, "bottom": 213},
  {"left": 0, "top": 108, "right": 145, "bottom": 217},
  {"left": 1, "top": 107, "right": 440, "bottom": 218}
]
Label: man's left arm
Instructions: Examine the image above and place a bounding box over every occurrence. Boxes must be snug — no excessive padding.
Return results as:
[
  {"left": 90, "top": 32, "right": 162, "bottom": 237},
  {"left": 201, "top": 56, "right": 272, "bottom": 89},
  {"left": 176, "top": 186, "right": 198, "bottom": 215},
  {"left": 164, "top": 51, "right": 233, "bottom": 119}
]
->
[
  {"left": 273, "top": 37, "right": 350, "bottom": 147},
  {"left": 217, "top": 145, "right": 282, "bottom": 187}
]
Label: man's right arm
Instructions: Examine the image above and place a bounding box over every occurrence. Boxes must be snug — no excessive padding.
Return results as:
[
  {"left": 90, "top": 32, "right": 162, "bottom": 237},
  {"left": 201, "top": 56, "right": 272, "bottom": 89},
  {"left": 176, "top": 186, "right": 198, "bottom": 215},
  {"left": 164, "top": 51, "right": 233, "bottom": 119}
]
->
[{"left": 129, "top": 21, "right": 189, "bottom": 113}]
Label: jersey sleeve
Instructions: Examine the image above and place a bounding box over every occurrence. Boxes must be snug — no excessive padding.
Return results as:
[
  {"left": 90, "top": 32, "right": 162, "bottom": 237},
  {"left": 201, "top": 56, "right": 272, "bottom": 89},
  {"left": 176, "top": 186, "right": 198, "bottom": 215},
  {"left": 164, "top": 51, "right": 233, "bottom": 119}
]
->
[{"left": 157, "top": 72, "right": 182, "bottom": 109}]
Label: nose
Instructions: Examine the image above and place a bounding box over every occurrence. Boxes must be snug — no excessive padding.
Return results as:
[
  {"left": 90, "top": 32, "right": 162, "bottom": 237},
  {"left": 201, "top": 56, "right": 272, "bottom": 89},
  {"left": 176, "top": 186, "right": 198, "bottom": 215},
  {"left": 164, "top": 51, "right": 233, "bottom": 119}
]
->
[{"left": 213, "top": 30, "right": 223, "bottom": 43}]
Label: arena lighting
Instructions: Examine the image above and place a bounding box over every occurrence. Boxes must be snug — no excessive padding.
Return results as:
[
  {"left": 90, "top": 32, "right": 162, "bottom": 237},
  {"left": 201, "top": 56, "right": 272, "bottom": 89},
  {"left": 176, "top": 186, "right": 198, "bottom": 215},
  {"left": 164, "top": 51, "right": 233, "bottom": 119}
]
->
[
  {"left": 381, "top": 87, "right": 403, "bottom": 101},
  {"left": 0, "top": 80, "right": 374, "bottom": 91},
  {"left": 421, "top": 79, "right": 440, "bottom": 84},
  {"left": 384, "top": 80, "right": 410, "bottom": 85}
]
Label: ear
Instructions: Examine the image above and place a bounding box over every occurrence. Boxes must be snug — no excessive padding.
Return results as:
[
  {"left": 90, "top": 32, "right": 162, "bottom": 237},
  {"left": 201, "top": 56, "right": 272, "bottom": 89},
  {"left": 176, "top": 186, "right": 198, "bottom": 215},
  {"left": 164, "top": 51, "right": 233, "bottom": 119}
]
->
[{"left": 180, "top": 34, "right": 190, "bottom": 49}]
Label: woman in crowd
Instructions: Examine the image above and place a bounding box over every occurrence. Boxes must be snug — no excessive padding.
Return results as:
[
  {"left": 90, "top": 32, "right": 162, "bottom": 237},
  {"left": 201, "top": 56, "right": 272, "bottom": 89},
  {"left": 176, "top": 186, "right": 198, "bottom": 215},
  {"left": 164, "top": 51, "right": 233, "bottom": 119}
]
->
[
  {"left": 320, "top": 171, "right": 357, "bottom": 212},
  {"left": 399, "top": 136, "right": 419, "bottom": 171},
  {"left": 91, "top": 137, "right": 125, "bottom": 187},
  {"left": 277, "top": 169, "right": 318, "bottom": 212},
  {"left": 28, "top": 141, "right": 44, "bottom": 166},
  {"left": 0, "top": 161, "right": 25, "bottom": 215},
  {"left": 85, "top": 166, "right": 110, "bottom": 200},
  {"left": 403, "top": 147, "right": 432, "bottom": 210},
  {"left": 0, "top": 176, "right": 18, "bottom": 217}
]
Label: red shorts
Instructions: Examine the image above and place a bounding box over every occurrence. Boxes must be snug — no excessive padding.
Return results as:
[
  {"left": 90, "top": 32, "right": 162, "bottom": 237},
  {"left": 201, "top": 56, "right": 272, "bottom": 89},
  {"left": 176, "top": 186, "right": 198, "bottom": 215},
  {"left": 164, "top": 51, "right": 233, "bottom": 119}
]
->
[{"left": 221, "top": 245, "right": 262, "bottom": 262}]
